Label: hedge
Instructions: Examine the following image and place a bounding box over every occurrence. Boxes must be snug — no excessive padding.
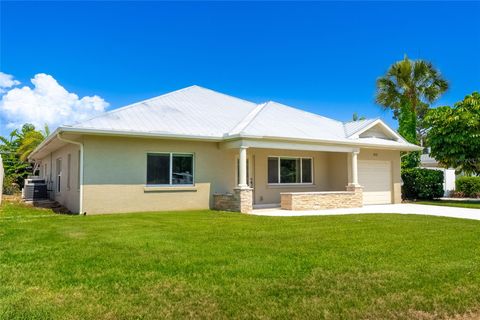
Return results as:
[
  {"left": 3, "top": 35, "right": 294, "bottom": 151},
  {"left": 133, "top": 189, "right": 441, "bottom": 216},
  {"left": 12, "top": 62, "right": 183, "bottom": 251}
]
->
[
  {"left": 402, "top": 168, "right": 444, "bottom": 200},
  {"left": 456, "top": 176, "right": 480, "bottom": 198}
]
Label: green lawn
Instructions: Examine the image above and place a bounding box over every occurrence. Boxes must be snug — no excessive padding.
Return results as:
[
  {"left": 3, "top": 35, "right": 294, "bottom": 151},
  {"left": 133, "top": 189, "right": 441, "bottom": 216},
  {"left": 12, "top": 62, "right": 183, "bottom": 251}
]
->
[
  {"left": 1, "top": 202, "right": 480, "bottom": 319},
  {"left": 417, "top": 200, "right": 480, "bottom": 209}
]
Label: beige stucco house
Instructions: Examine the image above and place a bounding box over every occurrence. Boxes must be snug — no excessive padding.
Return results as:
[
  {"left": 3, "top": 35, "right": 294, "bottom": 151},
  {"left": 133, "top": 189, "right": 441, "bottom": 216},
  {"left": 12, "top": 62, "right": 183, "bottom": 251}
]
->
[{"left": 29, "top": 86, "right": 421, "bottom": 214}]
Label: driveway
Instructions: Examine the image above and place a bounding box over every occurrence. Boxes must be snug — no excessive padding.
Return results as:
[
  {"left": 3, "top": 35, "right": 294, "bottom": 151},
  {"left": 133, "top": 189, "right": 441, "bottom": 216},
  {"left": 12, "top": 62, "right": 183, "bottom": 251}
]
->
[{"left": 252, "top": 204, "right": 480, "bottom": 221}]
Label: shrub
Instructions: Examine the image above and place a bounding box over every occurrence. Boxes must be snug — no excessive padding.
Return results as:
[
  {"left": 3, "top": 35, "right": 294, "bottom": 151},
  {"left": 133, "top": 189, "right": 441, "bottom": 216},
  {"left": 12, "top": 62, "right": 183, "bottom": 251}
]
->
[
  {"left": 456, "top": 176, "right": 480, "bottom": 198},
  {"left": 2, "top": 175, "right": 21, "bottom": 195},
  {"left": 402, "top": 168, "right": 444, "bottom": 200}
]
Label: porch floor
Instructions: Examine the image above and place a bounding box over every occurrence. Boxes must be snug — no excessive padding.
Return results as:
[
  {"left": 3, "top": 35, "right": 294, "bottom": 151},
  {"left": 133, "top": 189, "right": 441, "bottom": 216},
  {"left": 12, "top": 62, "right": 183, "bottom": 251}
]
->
[{"left": 251, "top": 204, "right": 480, "bottom": 221}]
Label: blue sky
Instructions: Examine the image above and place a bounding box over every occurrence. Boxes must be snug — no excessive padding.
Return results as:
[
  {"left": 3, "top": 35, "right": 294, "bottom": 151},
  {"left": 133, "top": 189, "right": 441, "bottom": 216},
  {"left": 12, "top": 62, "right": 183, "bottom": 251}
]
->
[{"left": 1, "top": 1, "right": 479, "bottom": 135}]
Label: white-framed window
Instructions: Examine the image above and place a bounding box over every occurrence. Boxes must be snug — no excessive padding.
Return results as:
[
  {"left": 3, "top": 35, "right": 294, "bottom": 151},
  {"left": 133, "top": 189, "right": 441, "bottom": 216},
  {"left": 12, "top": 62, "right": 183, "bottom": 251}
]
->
[
  {"left": 67, "top": 154, "right": 71, "bottom": 191},
  {"left": 267, "top": 156, "right": 313, "bottom": 184},
  {"left": 56, "top": 158, "right": 62, "bottom": 193},
  {"left": 146, "top": 153, "right": 194, "bottom": 186}
]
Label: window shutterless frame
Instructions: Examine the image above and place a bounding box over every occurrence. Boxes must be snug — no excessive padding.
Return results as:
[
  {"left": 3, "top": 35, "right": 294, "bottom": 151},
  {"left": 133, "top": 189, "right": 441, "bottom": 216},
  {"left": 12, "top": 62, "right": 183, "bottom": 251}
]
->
[
  {"left": 145, "top": 152, "right": 195, "bottom": 186},
  {"left": 56, "top": 158, "right": 62, "bottom": 193},
  {"left": 267, "top": 156, "right": 314, "bottom": 185},
  {"left": 67, "top": 153, "right": 71, "bottom": 191}
]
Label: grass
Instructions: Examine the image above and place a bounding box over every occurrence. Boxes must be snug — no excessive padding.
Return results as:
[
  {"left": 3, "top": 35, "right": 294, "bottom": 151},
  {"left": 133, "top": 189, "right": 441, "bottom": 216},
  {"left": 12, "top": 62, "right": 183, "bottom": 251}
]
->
[
  {"left": 416, "top": 200, "right": 480, "bottom": 209},
  {"left": 1, "top": 202, "right": 480, "bottom": 319}
]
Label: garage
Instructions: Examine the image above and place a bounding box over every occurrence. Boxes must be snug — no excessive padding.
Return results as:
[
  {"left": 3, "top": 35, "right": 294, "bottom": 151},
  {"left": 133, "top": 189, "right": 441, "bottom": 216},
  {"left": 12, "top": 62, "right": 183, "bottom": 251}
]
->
[{"left": 358, "top": 160, "right": 392, "bottom": 205}]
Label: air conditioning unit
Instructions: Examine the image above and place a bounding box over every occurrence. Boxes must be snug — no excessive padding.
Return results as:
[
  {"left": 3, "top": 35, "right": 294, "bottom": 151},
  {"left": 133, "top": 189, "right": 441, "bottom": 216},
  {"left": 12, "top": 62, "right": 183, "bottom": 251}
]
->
[{"left": 23, "top": 177, "right": 48, "bottom": 201}]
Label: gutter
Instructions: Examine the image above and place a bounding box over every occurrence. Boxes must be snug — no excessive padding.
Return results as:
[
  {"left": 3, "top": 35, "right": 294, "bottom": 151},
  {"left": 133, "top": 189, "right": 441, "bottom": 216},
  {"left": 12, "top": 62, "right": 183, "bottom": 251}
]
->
[
  {"left": 29, "top": 128, "right": 62, "bottom": 160},
  {"left": 56, "top": 133, "right": 84, "bottom": 215}
]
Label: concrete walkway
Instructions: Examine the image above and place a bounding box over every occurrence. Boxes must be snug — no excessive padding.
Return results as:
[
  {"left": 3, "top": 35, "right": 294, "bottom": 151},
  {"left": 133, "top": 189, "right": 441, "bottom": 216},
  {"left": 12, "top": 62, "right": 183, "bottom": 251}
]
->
[{"left": 252, "top": 204, "right": 480, "bottom": 221}]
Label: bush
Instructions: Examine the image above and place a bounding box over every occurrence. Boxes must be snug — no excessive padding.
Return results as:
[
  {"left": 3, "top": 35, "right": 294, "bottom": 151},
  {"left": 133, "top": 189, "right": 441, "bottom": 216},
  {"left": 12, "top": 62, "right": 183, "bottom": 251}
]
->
[
  {"left": 2, "top": 175, "right": 21, "bottom": 195},
  {"left": 402, "top": 168, "right": 444, "bottom": 200},
  {"left": 456, "top": 176, "right": 480, "bottom": 198}
]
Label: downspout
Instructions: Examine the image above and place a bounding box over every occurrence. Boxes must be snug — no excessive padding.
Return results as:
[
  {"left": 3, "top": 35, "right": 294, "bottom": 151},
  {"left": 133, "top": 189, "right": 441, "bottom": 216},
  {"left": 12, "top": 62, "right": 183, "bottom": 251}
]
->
[{"left": 57, "top": 133, "right": 84, "bottom": 215}]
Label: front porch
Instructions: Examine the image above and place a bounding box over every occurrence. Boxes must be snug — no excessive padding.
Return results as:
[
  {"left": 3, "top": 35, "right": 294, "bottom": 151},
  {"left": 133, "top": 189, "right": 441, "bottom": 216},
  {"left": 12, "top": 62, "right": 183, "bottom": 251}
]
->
[{"left": 213, "top": 140, "right": 364, "bottom": 213}]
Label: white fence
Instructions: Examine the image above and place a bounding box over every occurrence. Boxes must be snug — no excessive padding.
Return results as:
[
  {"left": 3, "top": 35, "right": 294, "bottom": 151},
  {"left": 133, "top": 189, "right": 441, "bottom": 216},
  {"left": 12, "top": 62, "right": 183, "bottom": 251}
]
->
[{"left": 0, "top": 155, "right": 4, "bottom": 204}]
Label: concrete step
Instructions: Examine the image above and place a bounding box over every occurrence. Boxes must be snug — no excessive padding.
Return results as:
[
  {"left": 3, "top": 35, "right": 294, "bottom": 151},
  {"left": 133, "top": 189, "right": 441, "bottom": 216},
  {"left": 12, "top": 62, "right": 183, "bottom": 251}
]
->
[{"left": 23, "top": 199, "right": 71, "bottom": 214}]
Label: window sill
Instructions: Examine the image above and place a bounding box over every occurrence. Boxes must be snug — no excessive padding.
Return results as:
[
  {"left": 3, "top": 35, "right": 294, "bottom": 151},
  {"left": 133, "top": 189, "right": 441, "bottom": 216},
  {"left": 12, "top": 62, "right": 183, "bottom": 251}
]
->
[
  {"left": 267, "top": 184, "right": 316, "bottom": 189},
  {"left": 144, "top": 185, "right": 197, "bottom": 193}
]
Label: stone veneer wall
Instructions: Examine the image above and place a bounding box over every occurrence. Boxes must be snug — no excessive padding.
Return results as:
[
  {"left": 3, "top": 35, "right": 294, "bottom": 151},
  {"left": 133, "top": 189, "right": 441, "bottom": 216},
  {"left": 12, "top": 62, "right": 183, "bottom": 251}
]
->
[
  {"left": 213, "top": 188, "right": 253, "bottom": 213},
  {"left": 281, "top": 185, "right": 363, "bottom": 210}
]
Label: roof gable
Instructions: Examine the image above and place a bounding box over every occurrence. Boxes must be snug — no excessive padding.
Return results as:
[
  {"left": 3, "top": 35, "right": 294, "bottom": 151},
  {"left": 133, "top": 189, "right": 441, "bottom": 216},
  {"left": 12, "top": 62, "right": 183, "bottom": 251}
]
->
[
  {"left": 344, "top": 119, "right": 404, "bottom": 142},
  {"left": 343, "top": 119, "right": 377, "bottom": 137}
]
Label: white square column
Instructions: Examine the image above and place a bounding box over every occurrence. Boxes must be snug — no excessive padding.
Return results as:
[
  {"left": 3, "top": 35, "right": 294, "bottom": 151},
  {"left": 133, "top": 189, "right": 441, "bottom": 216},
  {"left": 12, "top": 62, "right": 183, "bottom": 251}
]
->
[
  {"left": 350, "top": 151, "right": 360, "bottom": 186},
  {"left": 238, "top": 146, "right": 249, "bottom": 188}
]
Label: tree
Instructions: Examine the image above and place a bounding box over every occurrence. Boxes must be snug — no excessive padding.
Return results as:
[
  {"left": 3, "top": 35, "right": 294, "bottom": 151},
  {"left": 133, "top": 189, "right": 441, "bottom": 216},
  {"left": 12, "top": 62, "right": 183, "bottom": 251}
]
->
[
  {"left": 0, "top": 130, "right": 31, "bottom": 188},
  {"left": 352, "top": 112, "right": 366, "bottom": 121},
  {"left": 425, "top": 92, "right": 480, "bottom": 176},
  {"left": 375, "top": 55, "right": 448, "bottom": 168},
  {"left": 17, "top": 124, "right": 50, "bottom": 161},
  {"left": 0, "top": 123, "right": 49, "bottom": 190}
]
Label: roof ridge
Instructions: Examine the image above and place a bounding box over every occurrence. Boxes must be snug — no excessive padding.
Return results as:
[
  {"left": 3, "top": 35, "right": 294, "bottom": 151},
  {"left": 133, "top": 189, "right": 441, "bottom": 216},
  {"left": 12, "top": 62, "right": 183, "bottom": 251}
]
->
[
  {"left": 267, "top": 100, "right": 344, "bottom": 126},
  {"left": 67, "top": 85, "right": 201, "bottom": 127},
  {"left": 228, "top": 102, "right": 268, "bottom": 136},
  {"left": 191, "top": 85, "right": 258, "bottom": 106}
]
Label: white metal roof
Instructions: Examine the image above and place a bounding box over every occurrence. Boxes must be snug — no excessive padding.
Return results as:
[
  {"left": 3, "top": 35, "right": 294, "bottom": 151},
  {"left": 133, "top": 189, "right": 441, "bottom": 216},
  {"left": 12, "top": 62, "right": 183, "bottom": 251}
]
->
[
  {"left": 233, "top": 101, "right": 347, "bottom": 141},
  {"left": 71, "top": 86, "right": 258, "bottom": 138},
  {"left": 31, "top": 85, "right": 421, "bottom": 159}
]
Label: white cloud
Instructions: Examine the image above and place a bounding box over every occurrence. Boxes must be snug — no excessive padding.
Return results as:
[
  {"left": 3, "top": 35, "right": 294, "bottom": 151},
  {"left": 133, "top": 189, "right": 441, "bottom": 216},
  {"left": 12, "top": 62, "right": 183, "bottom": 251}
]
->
[
  {"left": 0, "top": 72, "right": 20, "bottom": 93},
  {"left": 0, "top": 73, "right": 109, "bottom": 132}
]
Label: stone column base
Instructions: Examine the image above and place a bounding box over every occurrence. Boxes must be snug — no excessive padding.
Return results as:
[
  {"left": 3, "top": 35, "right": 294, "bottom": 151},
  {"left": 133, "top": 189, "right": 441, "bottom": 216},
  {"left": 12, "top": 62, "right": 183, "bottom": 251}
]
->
[
  {"left": 234, "top": 188, "right": 253, "bottom": 214},
  {"left": 346, "top": 184, "right": 363, "bottom": 207},
  {"left": 213, "top": 188, "right": 253, "bottom": 214}
]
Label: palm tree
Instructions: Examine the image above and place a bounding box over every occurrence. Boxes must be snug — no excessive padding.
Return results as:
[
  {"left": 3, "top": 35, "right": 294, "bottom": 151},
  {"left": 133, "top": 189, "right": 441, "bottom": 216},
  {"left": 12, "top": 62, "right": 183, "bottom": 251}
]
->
[
  {"left": 352, "top": 112, "right": 366, "bottom": 121},
  {"left": 376, "top": 56, "right": 448, "bottom": 168},
  {"left": 0, "top": 124, "right": 50, "bottom": 187},
  {"left": 17, "top": 124, "right": 50, "bottom": 161},
  {"left": 376, "top": 55, "right": 448, "bottom": 143}
]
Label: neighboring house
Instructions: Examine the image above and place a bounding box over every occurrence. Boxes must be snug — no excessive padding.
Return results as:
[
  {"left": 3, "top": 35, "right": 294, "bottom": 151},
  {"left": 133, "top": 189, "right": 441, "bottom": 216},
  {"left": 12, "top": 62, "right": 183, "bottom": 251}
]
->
[
  {"left": 420, "top": 151, "right": 457, "bottom": 197},
  {"left": 29, "top": 86, "right": 421, "bottom": 214}
]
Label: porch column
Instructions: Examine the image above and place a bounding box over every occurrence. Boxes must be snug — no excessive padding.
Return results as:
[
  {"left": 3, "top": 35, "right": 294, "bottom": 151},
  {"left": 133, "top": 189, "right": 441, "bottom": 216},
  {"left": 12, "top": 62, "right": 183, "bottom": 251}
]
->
[
  {"left": 238, "top": 146, "right": 248, "bottom": 188},
  {"left": 351, "top": 151, "right": 359, "bottom": 186}
]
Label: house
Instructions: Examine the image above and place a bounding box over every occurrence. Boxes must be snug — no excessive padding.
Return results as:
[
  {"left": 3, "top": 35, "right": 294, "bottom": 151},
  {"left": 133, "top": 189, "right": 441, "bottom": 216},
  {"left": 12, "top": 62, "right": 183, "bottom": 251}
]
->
[
  {"left": 420, "top": 150, "right": 457, "bottom": 197},
  {"left": 29, "top": 86, "right": 421, "bottom": 214}
]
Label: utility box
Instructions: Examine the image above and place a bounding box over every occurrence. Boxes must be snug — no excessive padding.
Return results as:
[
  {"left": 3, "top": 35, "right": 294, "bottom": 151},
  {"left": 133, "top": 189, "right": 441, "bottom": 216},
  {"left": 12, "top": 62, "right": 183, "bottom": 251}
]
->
[{"left": 23, "top": 178, "right": 48, "bottom": 201}]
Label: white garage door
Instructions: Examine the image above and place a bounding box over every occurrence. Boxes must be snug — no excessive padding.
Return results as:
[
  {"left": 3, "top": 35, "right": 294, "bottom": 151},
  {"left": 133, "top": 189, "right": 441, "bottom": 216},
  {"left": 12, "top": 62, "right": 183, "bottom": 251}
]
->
[{"left": 358, "top": 160, "right": 392, "bottom": 205}]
